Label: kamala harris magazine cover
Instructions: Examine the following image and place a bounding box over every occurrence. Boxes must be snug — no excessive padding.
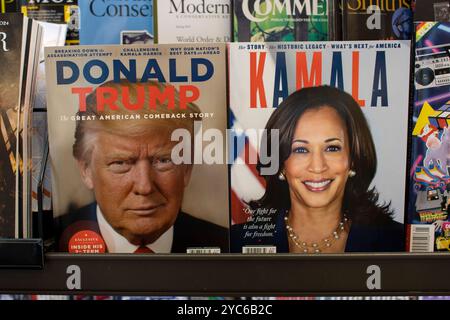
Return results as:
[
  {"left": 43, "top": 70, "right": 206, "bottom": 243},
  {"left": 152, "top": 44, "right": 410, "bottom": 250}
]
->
[
  {"left": 44, "top": 44, "right": 229, "bottom": 254},
  {"left": 229, "top": 41, "right": 410, "bottom": 253}
]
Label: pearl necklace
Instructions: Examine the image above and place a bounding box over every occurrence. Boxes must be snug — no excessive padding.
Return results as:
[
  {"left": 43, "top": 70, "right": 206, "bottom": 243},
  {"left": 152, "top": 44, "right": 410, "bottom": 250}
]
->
[{"left": 284, "top": 214, "right": 348, "bottom": 253}]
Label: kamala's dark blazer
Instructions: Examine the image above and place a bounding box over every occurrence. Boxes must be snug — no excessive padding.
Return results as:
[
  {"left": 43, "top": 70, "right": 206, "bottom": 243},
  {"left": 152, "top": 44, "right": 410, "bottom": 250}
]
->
[
  {"left": 55, "top": 202, "right": 229, "bottom": 253},
  {"left": 231, "top": 208, "right": 405, "bottom": 253}
]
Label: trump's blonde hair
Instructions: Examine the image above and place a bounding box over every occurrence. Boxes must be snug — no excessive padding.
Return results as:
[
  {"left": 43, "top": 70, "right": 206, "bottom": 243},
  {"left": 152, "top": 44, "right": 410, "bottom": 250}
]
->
[{"left": 72, "top": 79, "right": 202, "bottom": 162}]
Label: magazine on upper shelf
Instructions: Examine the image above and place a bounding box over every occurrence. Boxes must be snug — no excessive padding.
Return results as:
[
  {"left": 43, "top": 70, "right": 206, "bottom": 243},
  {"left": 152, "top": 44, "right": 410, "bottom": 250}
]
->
[
  {"left": 233, "top": 0, "right": 338, "bottom": 41},
  {"left": 79, "top": 0, "right": 154, "bottom": 45},
  {"left": 414, "top": 0, "right": 450, "bottom": 22},
  {"left": 33, "top": 21, "right": 67, "bottom": 111},
  {"left": 406, "top": 22, "right": 450, "bottom": 252},
  {"left": 154, "top": 0, "right": 231, "bottom": 43},
  {"left": 1, "top": 0, "right": 19, "bottom": 13},
  {"left": 21, "top": 0, "right": 79, "bottom": 45},
  {"left": 341, "top": 0, "right": 413, "bottom": 40},
  {"left": 228, "top": 40, "right": 410, "bottom": 253},
  {"left": 45, "top": 43, "right": 229, "bottom": 253},
  {"left": 0, "top": 13, "right": 41, "bottom": 238}
]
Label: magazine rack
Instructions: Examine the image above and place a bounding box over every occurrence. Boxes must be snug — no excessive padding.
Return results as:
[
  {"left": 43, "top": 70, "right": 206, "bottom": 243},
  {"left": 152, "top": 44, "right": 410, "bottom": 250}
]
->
[
  {"left": 0, "top": 239, "right": 43, "bottom": 269},
  {"left": 10, "top": 143, "right": 447, "bottom": 296},
  {"left": 1, "top": 0, "right": 448, "bottom": 296},
  {"left": 0, "top": 110, "right": 47, "bottom": 270},
  {"left": 0, "top": 252, "right": 449, "bottom": 295},
  {"left": 0, "top": 132, "right": 46, "bottom": 269}
]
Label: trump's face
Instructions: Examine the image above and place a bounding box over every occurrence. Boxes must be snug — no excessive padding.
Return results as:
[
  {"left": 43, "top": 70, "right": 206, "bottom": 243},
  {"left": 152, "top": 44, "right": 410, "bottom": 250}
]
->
[{"left": 77, "top": 129, "right": 192, "bottom": 245}]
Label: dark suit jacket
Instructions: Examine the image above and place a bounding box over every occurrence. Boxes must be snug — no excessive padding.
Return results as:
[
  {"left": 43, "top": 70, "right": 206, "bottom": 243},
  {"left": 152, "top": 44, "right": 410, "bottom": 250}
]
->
[
  {"left": 55, "top": 202, "right": 229, "bottom": 253},
  {"left": 231, "top": 208, "right": 405, "bottom": 253}
]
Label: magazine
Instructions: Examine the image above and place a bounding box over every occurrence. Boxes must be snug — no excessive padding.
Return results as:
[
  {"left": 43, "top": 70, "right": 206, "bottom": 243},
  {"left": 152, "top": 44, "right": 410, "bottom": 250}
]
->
[
  {"left": 1, "top": 0, "right": 19, "bottom": 13},
  {"left": 0, "top": 13, "right": 41, "bottom": 238},
  {"left": 155, "top": 0, "right": 231, "bottom": 43},
  {"left": 0, "top": 13, "right": 24, "bottom": 238},
  {"left": 407, "top": 22, "right": 450, "bottom": 252},
  {"left": 21, "top": 0, "right": 78, "bottom": 45},
  {"left": 45, "top": 43, "right": 229, "bottom": 253},
  {"left": 31, "top": 21, "right": 66, "bottom": 217},
  {"left": 229, "top": 40, "right": 410, "bottom": 253},
  {"left": 233, "top": 0, "right": 338, "bottom": 41},
  {"left": 341, "top": 0, "right": 413, "bottom": 40},
  {"left": 79, "top": 0, "right": 154, "bottom": 45},
  {"left": 413, "top": 0, "right": 450, "bottom": 22}
]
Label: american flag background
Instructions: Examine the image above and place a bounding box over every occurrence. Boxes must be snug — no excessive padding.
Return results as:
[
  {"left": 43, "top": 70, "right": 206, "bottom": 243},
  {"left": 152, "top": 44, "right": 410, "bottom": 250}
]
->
[{"left": 229, "top": 109, "right": 266, "bottom": 224}]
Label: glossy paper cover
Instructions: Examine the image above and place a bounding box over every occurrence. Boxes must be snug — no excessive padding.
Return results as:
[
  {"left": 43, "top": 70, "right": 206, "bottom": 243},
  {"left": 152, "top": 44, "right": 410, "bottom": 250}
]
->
[
  {"left": 79, "top": 0, "right": 153, "bottom": 45},
  {"left": 407, "top": 22, "right": 450, "bottom": 252},
  {"left": 341, "top": 0, "right": 413, "bottom": 40},
  {"left": 45, "top": 44, "right": 229, "bottom": 253},
  {"left": 155, "top": 0, "right": 231, "bottom": 43},
  {"left": 233, "top": 0, "right": 337, "bottom": 41},
  {"left": 0, "top": 13, "right": 23, "bottom": 238},
  {"left": 229, "top": 41, "right": 410, "bottom": 253}
]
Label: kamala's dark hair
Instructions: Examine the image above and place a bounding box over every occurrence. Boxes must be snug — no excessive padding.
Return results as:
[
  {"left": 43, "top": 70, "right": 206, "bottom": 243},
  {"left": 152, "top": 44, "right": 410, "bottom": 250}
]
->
[{"left": 252, "top": 85, "right": 393, "bottom": 224}]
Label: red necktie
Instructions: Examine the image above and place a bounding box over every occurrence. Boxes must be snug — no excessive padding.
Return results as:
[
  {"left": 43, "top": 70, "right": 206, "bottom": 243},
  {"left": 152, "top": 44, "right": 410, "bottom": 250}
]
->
[{"left": 134, "top": 246, "right": 154, "bottom": 253}]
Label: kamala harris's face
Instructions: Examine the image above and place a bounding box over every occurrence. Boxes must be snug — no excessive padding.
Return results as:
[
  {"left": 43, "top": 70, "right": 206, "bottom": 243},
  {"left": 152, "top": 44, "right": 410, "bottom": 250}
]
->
[
  {"left": 77, "top": 129, "right": 192, "bottom": 245},
  {"left": 283, "top": 106, "right": 351, "bottom": 211}
]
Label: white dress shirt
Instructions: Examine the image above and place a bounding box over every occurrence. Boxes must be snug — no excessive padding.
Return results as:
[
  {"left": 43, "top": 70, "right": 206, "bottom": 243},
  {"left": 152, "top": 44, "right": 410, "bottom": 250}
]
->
[{"left": 96, "top": 205, "right": 173, "bottom": 253}]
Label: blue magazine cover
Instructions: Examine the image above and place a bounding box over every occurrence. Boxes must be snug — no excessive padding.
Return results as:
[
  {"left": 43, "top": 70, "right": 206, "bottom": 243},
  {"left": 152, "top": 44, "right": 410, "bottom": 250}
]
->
[{"left": 79, "top": 0, "right": 153, "bottom": 45}]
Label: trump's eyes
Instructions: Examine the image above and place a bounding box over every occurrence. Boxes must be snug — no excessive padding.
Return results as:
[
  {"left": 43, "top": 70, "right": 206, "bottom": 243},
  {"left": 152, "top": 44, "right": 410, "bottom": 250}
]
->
[
  {"left": 108, "top": 160, "right": 132, "bottom": 173},
  {"left": 152, "top": 156, "right": 175, "bottom": 171},
  {"left": 107, "top": 157, "right": 175, "bottom": 173}
]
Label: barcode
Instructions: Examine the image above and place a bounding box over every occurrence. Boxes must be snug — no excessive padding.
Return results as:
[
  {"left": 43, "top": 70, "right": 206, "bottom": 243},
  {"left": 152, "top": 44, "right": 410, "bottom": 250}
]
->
[
  {"left": 410, "top": 225, "right": 434, "bottom": 252},
  {"left": 242, "top": 246, "right": 277, "bottom": 254},
  {"left": 186, "top": 248, "right": 221, "bottom": 254}
]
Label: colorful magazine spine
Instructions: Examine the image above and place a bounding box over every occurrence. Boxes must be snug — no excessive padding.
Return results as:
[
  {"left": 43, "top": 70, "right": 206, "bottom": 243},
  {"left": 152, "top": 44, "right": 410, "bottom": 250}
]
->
[{"left": 407, "top": 22, "right": 450, "bottom": 252}]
